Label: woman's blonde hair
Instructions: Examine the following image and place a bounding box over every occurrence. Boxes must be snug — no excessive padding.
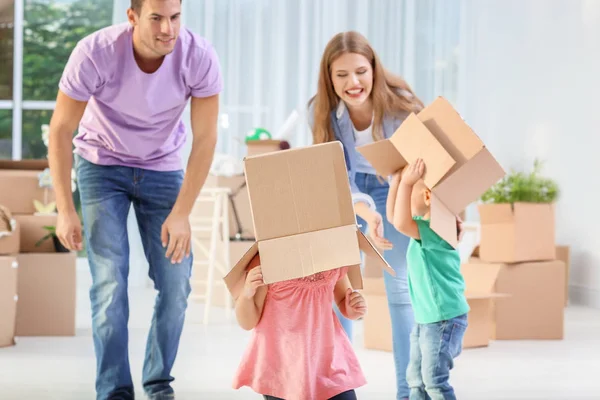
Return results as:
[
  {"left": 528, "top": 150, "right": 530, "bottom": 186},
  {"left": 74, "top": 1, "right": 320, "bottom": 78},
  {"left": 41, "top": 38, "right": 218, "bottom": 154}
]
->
[{"left": 309, "top": 31, "right": 424, "bottom": 144}]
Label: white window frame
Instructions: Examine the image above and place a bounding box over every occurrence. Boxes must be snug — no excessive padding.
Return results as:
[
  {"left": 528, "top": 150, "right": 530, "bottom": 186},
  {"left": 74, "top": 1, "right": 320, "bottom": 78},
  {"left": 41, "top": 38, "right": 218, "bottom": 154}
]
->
[{"left": 1, "top": 0, "right": 57, "bottom": 160}]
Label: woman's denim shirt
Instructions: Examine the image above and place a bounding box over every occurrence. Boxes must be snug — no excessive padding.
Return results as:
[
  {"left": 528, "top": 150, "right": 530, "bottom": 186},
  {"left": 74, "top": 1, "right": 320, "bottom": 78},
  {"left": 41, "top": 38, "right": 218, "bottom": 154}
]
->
[{"left": 307, "top": 101, "right": 410, "bottom": 210}]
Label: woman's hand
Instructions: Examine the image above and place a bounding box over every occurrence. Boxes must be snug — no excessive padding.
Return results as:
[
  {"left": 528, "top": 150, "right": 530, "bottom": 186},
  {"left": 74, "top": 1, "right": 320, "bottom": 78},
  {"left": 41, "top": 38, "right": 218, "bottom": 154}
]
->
[{"left": 366, "top": 210, "right": 393, "bottom": 250}]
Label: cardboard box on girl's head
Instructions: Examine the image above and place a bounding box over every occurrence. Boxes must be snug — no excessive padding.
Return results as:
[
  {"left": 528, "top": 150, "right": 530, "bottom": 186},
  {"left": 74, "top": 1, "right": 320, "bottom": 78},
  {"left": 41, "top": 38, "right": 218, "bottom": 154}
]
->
[
  {"left": 357, "top": 96, "right": 505, "bottom": 248},
  {"left": 223, "top": 142, "right": 394, "bottom": 300}
]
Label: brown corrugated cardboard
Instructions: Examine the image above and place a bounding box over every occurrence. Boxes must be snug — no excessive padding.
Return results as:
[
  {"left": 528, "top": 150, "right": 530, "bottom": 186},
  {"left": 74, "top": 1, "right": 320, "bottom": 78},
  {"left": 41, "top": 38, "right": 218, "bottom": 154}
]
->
[
  {"left": 247, "top": 140, "right": 283, "bottom": 157},
  {"left": 0, "top": 219, "right": 20, "bottom": 255},
  {"left": 463, "top": 256, "right": 565, "bottom": 340},
  {"left": 13, "top": 215, "right": 57, "bottom": 253},
  {"left": 0, "top": 256, "right": 18, "bottom": 347},
  {"left": 15, "top": 252, "right": 77, "bottom": 336},
  {"left": 461, "top": 264, "right": 509, "bottom": 348},
  {"left": 357, "top": 97, "right": 505, "bottom": 248},
  {"left": 201, "top": 174, "right": 254, "bottom": 240},
  {"left": 555, "top": 245, "right": 570, "bottom": 306},
  {"left": 362, "top": 277, "right": 392, "bottom": 352},
  {"left": 478, "top": 202, "right": 556, "bottom": 263},
  {"left": 223, "top": 142, "right": 394, "bottom": 300},
  {"left": 0, "top": 160, "right": 55, "bottom": 215}
]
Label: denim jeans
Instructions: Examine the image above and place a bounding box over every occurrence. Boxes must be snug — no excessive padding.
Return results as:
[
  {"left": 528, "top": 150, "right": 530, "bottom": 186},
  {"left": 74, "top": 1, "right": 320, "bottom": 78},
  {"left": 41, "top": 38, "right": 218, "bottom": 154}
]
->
[
  {"left": 76, "top": 156, "right": 192, "bottom": 400},
  {"left": 335, "top": 172, "right": 414, "bottom": 399},
  {"left": 406, "top": 314, "right": 468, "bottom": 400}
]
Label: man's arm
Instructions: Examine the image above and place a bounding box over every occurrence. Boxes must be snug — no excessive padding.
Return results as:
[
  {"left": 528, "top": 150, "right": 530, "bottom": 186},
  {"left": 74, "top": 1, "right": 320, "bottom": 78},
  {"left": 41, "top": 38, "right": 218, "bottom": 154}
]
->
[
  {"left": 162, "top": 94, "right": 219, "bottom": 263},
  {"left": 48, "top": 90, "right": 87, "bottom": 250}
]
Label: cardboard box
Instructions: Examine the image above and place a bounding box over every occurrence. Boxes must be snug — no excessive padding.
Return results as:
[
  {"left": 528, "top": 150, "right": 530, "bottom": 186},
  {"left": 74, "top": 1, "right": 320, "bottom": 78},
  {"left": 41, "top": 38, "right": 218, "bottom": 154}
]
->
[
  {"left": 13, "top": 215, "right": 58, "bottom": 253},
  {"left": 15, "top": 252, "right": 77, "bottom": 336},
  {"left": 200, "top": 174, "right": 254, "bottom": 240},
  {"left": 462, "top": 264, "right": 509, "bottom": 348},
  {"left": 0, "top": 219, "right": 20, "bottom": 255},
  {"left": 191, "top": 238, "right": 254, "bottom": 308},
  {"left": 357, "top": 97, "right": 505, "bottom": 248},
  {"left": 462, "top": 256, "right": 565, "bottom": 340},
  {"left": 0, "top": 256, "right": 18, "bottom": 347},
  {"left": 478, "top": 202, "right": 556, "bottom": 263},
  {"left": 361, "top": 277, "right": 392, "bottom": 352},
  {"left": 555, "top": 245, "right": 570, "bottom": 306},
  {"left": 224, "top": 142, "right": 394, "bottom": 299},
  {"left": 0, "top": 160, "right": 55, "bottom": 215},
  {"left": 246, "top": 140, "right": 283, "bottom": 157}
]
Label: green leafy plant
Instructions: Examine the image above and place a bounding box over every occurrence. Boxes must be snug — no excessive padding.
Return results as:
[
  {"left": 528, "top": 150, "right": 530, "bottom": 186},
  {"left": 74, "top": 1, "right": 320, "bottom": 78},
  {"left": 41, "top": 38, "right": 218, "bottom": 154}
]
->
[
  {"left": 35, "top": 225, "right": 70, "bottom": 253},
  {"left": 480, "top": 159, "right": 559, "bottom": 204}
]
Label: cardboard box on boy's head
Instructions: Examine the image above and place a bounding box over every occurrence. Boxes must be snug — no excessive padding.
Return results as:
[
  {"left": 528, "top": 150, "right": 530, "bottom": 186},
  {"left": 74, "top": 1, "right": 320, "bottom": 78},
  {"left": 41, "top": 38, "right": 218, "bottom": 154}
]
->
[
  {"left": 223, "top": 142, "right": 395, "bottom": 300},
  {"left": 357, "top": 96, "right": 505, "bottom": 248}
]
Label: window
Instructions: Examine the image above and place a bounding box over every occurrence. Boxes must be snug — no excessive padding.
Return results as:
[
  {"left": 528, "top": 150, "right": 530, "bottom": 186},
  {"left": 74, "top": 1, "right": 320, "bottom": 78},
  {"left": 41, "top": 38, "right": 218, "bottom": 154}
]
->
[
  {"left": 0, "top": 0, "right": 14, "bottom": 100},
  {"left": 0, "top": 109, "right": 11, "bottom": 159},
  {"left": 23, "top": 0, "right": 113, "bottom": 101},
  {"left": 0, "top": 0, "right": 114, "bottom": 160}
]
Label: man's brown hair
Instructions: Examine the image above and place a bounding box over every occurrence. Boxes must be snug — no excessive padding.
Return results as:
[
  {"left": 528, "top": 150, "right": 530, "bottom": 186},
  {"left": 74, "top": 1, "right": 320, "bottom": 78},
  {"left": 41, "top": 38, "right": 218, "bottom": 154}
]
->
[{"left": 130, "top": 0, "right": 182, "bottom": 13}]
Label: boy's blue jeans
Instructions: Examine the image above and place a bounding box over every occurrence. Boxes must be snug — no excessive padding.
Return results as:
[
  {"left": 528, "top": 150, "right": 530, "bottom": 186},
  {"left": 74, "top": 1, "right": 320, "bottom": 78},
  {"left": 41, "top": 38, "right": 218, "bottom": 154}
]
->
[
  {"left": 335, "top": 172, "right": 414, "bottom": 399},
  {"left": 76, "top": 156, "right": 192, "bottom": 400},
  {"left": 407, "top": 314, "right": 468, "bottom": 400}
]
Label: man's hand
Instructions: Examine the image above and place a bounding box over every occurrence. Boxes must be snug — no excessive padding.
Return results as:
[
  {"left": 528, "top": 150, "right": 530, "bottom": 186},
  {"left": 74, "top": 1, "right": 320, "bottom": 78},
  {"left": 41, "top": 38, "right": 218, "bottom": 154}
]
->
[
  {"left": 56, "top": 210, "right": 83, "bottom": 251},
  {"left": 161, "top": 211, "right": 191, "bottom": 264},
  {"left": 344, "top": 288, "right": 367, "bottom": 320}
]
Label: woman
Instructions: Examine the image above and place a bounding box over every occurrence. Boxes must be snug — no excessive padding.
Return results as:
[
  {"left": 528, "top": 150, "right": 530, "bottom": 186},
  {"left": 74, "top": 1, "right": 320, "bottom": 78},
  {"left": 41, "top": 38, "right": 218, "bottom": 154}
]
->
[{"left": 307, "top": 31, "right": 424, "bottom": 400}]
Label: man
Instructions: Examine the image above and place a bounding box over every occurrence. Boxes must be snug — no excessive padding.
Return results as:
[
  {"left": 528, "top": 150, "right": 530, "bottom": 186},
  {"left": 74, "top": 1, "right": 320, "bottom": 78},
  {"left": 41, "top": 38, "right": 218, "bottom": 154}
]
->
[{"left": 47, "top": 0, "right": 221, "bottom": 398}]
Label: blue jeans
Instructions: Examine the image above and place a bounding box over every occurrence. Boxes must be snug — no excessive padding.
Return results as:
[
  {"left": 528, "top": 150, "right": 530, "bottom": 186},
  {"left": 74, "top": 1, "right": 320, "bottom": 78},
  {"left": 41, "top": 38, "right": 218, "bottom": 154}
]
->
[
  {"left": 407, "top": 314, "right": 468, "bottom": 400},
  {"left": 335, "top": 172, "right": 414, "bottom": 399},
  {"left": 76, "top": 156, "right": 192, "bottom": 400}
]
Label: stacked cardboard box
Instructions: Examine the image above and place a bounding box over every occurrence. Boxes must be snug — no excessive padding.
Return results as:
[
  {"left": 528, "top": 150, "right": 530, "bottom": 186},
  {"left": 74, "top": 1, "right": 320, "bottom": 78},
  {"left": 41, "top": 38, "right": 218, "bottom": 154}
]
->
[
  {"left": 0, "top": 161, "right": 77, "bottom": 339},
  {"left": 0, "top": 206, "right": 20, "bottom": 347}
]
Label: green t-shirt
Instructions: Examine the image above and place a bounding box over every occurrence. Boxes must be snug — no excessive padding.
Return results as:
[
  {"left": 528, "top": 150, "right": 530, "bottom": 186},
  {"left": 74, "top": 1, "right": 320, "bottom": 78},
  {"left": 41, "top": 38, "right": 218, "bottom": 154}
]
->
[{"left": 407, "top": 216, "right": 470, "bottom": 324}]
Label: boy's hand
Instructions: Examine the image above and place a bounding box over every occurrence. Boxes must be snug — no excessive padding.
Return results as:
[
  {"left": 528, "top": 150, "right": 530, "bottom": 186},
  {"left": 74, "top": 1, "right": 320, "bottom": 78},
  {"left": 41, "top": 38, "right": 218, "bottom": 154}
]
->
[
  {"left": 344, "top": 288, "right": 367, "bottom": 319},
  {"left": 391, "top": 169, "right": 403, "bottom": 185},
  {"left": 401, "top": 158, "right": 425, "bottom": 186},
  {"left": 243, "top": 266, "right": 265, "bottom": 299}
]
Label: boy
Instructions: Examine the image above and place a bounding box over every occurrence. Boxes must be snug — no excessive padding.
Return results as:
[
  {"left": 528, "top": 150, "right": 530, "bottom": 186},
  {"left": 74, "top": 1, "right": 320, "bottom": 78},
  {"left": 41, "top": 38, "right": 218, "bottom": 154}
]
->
[{"left": 386, "top": 158, "right": 469, "bottom": 400}]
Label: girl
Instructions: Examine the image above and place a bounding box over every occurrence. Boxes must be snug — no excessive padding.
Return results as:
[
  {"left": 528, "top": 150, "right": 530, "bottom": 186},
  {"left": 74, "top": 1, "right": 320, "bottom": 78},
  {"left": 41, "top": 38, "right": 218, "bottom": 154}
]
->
[
  {"left": 307, "top": 31, "right": 424, "bottom": 400},
  {"left": 231, "top": 254, "right": 368, "bottom": 400}
]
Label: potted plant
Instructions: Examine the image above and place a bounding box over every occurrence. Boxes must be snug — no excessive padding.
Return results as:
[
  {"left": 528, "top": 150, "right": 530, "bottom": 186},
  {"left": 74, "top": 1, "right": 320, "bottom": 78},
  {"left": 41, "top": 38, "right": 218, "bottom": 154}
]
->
[
  {"left": 477, "top": 159, "right": 560, "bottom": 263},
  {"left": 35, "top": 225, "right": 70, "bottom": 253}
]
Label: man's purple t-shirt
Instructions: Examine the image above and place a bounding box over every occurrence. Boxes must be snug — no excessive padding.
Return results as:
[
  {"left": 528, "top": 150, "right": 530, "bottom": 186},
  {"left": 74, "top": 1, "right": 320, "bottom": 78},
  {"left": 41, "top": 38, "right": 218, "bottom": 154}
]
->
[{"left": 59, "top": 22, "right": 223, "bottom": 171}]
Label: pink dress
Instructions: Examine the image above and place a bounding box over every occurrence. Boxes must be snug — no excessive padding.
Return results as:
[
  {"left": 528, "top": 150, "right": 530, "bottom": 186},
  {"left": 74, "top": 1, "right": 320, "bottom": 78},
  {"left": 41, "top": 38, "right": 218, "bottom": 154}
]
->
[{"left": 232, "top": 266, "right": 367, "bottom": 400}]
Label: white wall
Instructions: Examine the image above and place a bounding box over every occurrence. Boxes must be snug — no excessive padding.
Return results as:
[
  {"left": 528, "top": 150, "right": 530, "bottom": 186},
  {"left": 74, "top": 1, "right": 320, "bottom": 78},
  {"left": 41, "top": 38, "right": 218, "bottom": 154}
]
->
[{"left": 461, "top": 0, "right": 600, "bottom": 307}]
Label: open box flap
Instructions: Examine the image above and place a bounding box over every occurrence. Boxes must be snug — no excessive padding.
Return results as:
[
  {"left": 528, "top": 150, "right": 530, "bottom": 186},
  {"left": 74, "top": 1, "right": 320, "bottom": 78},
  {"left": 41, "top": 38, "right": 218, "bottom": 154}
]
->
[
  {"left": 390, "top": 113, "right": 457, "bottom": 189},
  {"left": 257, "top": 225, "right": 362, "bottom": 284},
  {"left": 244, "top": 142, "right": 355, "bottom": 241},
  {"left": 431, "top": 147, "right": 506, "bottom": 214},
  {"left": 357, "top": 230, "right": 395, "bottom": 277},
  {"left": 356, "top": 139, "right": 407, "bottom": 177},
  {"left": 416, "top": 97, "right": 484, "bottom": 168},
  {"left": 461, "top": 262, "right": 502, "bottom": 293},
  {"left": 223, "top": 242, "right": 259, "bottom": 300},
  {"left": 430, "top": 194, "right": 459, "bottom": 248}
]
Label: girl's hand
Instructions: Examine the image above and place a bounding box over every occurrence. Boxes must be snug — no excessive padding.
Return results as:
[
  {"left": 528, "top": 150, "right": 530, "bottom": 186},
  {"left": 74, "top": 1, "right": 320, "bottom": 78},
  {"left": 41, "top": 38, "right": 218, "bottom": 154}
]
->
[
  {"left": 243, "top": 266, "right": 265, "bottom": 300},
  {"left": 344, "top": 288, "right": 367, "bottom": 319},
  {"left": 401, "top": 158, "right": 425, "bottom": 186}
]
